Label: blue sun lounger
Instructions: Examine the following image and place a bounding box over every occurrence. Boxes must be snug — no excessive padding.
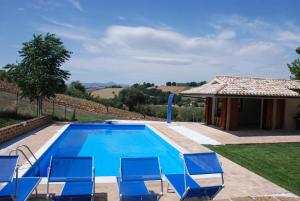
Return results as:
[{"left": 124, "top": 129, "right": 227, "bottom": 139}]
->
[
  {"left": 47, "top": 156, "right": 95, "bottom": 201},
  {"left": 0, "top": 155, "right": 41, "bottom": 201},
  {"left": 118, "top": 157, "right": 163, "bottom": 201},
  {"left": 165, "top": 152, "right": 224, "bottom": 201}
]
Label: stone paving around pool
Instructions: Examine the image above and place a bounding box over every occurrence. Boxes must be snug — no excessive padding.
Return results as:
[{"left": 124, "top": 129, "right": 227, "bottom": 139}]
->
[
  {"left": 177, "top": 122, "right": 300, "bottom": 145},
  {"left": 0, "top": 121, "right": 299, "bottom": 201}
]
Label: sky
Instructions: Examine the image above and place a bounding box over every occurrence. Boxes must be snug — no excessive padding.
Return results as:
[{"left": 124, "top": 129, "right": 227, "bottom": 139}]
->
[{"left": 0, "top": 0, "right": 300, "bottom": 84}]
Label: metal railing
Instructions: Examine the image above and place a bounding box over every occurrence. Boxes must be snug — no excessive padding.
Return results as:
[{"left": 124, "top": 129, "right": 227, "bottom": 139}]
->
[{"left": 9, "top": 145, "right": 40, "bottom": 176}]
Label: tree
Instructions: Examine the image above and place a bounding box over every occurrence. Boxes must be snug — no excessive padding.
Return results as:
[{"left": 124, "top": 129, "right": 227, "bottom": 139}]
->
[
  {"left": 287, "top": 47, "right": 300, "bottom": 80},
  {"left": 5, "top": 33, "right": 71, "bottom": 116},
  {"left": 97, "top": 98, "right": 111, "bottom": 112},
  {"left": 0, "top": 70, "right": 8, "bottom": 81},
  {"left": 70, "top": 81, "right": 86, "bottom": 93},
  {"left": 118, "top": 87, "right": 145, "bottom": 111},
  {"left": 166, "top": 82, "right": 172, "bottom": 86},
  {"left": 297, "top": 47, "right": 300, "bottom": 55}
]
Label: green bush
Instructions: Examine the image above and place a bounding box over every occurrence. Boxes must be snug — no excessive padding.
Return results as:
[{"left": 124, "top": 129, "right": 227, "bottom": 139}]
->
[
  {"left": 133, "top": 104, "right": 203, "bottom": 122},
  {"left": 176, "top": 107, "right": 203, "bottom": 122}
]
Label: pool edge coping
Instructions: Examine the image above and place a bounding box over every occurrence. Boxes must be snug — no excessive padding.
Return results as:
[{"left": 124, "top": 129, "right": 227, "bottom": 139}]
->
[
  {"left": 19, "top": 122, "right": 219, "bottom": 184},
  {"left": 19, "top": 123, "right": 71, "bottom": 177}
]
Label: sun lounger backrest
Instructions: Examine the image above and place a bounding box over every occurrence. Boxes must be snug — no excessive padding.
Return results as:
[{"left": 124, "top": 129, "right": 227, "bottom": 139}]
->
[
  {"left": 48, "top": 156, "right": 93, "bottom": 182},
  {"left": 0, "top": 155, "right": 19, "bottom": 182},
  {"left": 183, "top": 152, "right": 223, "bottom": 175},
  {"left": 120, "top": 157, "right": 161, "bottom": 181}
]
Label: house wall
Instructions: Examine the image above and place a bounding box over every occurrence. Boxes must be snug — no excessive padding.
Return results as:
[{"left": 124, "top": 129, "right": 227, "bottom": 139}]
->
[{"left": 284, "top": 99, "right": 300, "bottom": 129}]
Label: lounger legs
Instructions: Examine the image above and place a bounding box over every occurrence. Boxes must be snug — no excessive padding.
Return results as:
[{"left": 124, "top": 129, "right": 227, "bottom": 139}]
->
[{"left": 160, "top": 180, "right": 163, "bottom": 195}]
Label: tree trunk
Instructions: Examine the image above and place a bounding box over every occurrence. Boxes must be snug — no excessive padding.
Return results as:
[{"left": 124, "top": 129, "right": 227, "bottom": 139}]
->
[
  {"left": 16, "top": 92, "right": 19, "bottom": 115},
  {"left": 40, "top": 98, "right": 43, "bottom": 116},
  {"left": 36, "top": 97, "right": 43, "bottom": 117},
  {"left": 36, "top": 98, "right": 39, "bottom": 116}
]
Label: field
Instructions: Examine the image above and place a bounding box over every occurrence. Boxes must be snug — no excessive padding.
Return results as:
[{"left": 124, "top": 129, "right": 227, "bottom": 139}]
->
[
  {"left": 207, "top": 144, "right": 300, "bottom": 195},
  {"left": 155, "top": 86, "right": 191, "bottom": 94},
  {"left": 91, "top": 86, "right": 191, "bottom": 99},
  {"left": 91, "top": 88, "right": 123, "bottom": 99}
]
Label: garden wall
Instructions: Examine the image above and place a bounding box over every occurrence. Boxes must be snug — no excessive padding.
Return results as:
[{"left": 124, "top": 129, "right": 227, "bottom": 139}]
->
[{"left": 0, "top": 116, "right": 51, "bottom": 144}]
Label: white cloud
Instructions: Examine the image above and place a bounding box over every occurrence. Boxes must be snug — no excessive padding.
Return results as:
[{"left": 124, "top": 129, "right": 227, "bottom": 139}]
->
[
  {"left": 275, "top": 30, "right": 300, "bottom": 42},
  {"left": 236, "top": 42, "right": 283, "bottom": 58},
  {"left": 31, "top": 1, "right": 64, "bottom": 11},
  {"left": 133, "top": 56, "right": 192, "bottom": 65},
  {"left": 117, "top": 16, "right": 126, "bottom": 20},
  {"left": 39, "top": 16, "right": 300, "bottom": 83},
  {"left": 42, "top": 16, "right": 74, "bottom": 28},
  {"left": 87, "top": 26, "right": 237, "bottom": 58},
  {"left": 39, "top": 26, "right": 90, "bottom": 41},
  {"left": 222, "top": 15, "right": 271, "bottom": 30},
  {"left": 68, "top": 0, "right": 83, "bottom": 12}
]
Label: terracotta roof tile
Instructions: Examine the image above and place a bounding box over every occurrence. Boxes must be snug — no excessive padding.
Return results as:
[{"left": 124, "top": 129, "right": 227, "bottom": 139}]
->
[{"left": 181, "top": 75, "right": 300, "bottom": 97}]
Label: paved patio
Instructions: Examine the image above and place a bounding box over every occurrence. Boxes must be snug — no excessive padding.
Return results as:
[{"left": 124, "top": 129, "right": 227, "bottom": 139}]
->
[
  {"left": 0, "top": 121, "right": 299, "bottom": 201},
  {"left": 178, "top": 122, "right": 300, "bottom": 145}
]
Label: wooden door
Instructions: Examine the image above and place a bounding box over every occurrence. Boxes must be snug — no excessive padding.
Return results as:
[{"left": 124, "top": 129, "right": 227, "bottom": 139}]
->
[
  {"left": 262, "top": 99, "right": 273, "bottom": 130},
  {"left": 275, "top": 99, "right": 285, "bottom": 129},
  {"left": 220, "top": 98, "right": 227, "bottom": 130},
  {"left": 205, "top": 97, "right": 212, "bottom": 125}
]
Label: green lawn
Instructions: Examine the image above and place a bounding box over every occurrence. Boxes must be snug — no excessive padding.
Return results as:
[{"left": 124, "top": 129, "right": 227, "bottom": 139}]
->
[
  {"left": 52, "top": 109, "right": 112, "bottom": 122},
  {"left": 206, "top": 144, "right": 300, "bottom": 196}
]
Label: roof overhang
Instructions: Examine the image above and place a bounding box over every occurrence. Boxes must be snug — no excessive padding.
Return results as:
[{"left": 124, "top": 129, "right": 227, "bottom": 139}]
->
[{"left": 181, "top": 93, "right": 300, "bottom": 99}]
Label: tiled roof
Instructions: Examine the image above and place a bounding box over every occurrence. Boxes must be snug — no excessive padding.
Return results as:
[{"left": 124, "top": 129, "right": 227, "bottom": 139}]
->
[{"left": 181, "top": 75, "right": 300, "bottom": 97}]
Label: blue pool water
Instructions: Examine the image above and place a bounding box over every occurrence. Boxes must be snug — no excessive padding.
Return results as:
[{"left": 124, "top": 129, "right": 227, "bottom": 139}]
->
[{"left": 24, "top": 124, "right": 184, "bottom": 177}]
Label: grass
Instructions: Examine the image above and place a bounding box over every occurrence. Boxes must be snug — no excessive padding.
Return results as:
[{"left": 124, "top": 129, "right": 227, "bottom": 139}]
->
[
  {"left": 0, "top": 111, "right": 32, "bottom": 128},
  {"left": 0, "top": 107, "right": 112, "bottom": 128},
  {"left": 206, "top": 144, "right": 300, "bottom": 196},
  {"left": 0, "top": 91, "right": 112, "bottom": 123},
  {"left": 0, "top": 117, "right": 23, "bottom": 128},
  {"left": 52, "top": 109, "right": 112, "bottom": 122}
]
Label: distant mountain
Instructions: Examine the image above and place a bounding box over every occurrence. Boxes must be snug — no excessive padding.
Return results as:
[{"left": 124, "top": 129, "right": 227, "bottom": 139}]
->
[{"left": 83, "top": 82, "right": 129, "bottom": 89}]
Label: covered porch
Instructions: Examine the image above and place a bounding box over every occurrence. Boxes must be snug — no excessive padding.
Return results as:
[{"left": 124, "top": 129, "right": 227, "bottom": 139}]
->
[
  {"left": 204, "top": 97, "right": 298, "bottom": 130},
  {"left": 181, "top": 75, "right": 300, "bottom": 131}
]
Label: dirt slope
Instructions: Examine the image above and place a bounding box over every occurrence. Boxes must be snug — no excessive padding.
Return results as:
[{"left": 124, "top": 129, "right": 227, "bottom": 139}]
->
[{"left": 0, "top": 80, "right": 161, "bottom": 121}]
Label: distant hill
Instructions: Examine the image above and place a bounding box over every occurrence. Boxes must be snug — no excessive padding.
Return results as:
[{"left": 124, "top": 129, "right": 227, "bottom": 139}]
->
[
  {"left": 83, "top": 82, "right": 129, "bottom": 89},
  {"left": 91, "top": 88, "right": 123, "bottom": 99}
]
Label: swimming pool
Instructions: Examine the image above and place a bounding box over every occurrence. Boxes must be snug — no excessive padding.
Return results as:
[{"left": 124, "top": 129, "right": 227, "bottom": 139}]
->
[{"left": 24, "top": 124, "right": 184, "bottom": 177}]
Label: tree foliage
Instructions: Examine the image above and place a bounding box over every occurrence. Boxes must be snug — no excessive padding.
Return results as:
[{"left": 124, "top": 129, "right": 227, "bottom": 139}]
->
[
  {"left": 166, "top": 81, "right": 206, "bottom": 87},
  {"left": 4, "top": 33, "right": 71, "bottom": 115},
  {"left": 70, "top": 81, "right": 86, "bottom": 93},
  {"left": 118, "top": 87, "right": 146, "bottom": 111},
  {"left": 288, "top": 59, "right": 300, "bottom": 80},
  {"left": 296, "top": 47, "right": 300, "bottom": 55},
  {"left": 0, "top": 70, "right": 9, "bottom": 81},
  {"left": 288, "top": 47, "right": 300, "bottom": 80}
]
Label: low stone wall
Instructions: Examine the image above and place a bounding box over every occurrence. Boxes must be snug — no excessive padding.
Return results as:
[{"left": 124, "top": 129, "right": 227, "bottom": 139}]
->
[{"left": 0, "top": 116, "right": 51, "bottom": 144}]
